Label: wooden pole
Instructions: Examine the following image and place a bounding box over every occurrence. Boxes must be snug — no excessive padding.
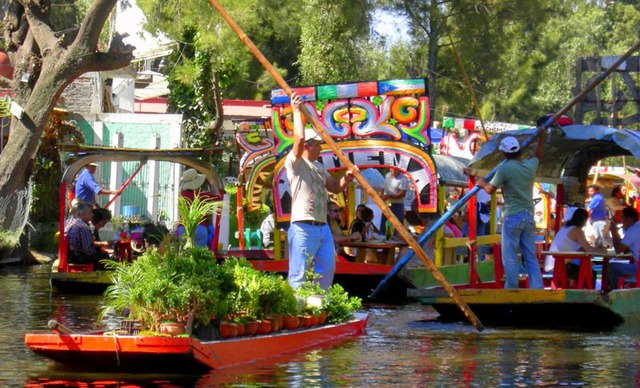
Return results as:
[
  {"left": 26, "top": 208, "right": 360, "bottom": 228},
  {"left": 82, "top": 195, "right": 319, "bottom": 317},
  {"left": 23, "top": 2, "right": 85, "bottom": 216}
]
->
[
  {"left": 105, "top": 159, "right": 147, "bottom": 209},
  {"left": 208, "top": 0, "right": 485, "bottom": 331}
]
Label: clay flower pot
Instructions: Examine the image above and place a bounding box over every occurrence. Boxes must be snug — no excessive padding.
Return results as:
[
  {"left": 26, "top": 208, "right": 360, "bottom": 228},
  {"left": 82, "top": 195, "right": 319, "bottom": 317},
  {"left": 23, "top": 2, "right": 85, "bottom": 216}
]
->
[
  {"left": 257, "top": 319, "right": 272, "bottom": 334},
  {"left": 318, "top": 310, "right": 327, "bottom": 325},
  {"left": 235, "top": 322, "right": 245, "bottom": 336},
  {"left": 300, "top": 316, "right": 313, "bottom": 328},
  {"left": 282, "top": 316, "right": 300, "bottom": 330},
  {"left": 219, "top": 321, "right": 238, "bottom": 339},
  {"left": 244, "top": 321, "right": 259, "bottom": 336},
  {"left": 159, "top": 322, "right": 186, "bottom": 336}
]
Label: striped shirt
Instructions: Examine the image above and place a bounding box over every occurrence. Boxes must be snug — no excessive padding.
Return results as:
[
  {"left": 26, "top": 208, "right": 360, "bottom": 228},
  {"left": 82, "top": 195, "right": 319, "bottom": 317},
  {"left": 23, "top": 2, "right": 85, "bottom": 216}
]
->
[{"left": 65, "top": 217, "right": 97, "bottom": 256}]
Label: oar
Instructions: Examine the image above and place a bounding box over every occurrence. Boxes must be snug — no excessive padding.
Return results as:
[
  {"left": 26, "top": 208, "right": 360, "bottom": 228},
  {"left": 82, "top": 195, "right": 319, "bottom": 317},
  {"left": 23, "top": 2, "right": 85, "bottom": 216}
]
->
[
  {"left": 370, "top": 38, "right": 640, "bottom": 299},
  {"left": 208, "top": 0, "right": 485, "bottom": 331}
]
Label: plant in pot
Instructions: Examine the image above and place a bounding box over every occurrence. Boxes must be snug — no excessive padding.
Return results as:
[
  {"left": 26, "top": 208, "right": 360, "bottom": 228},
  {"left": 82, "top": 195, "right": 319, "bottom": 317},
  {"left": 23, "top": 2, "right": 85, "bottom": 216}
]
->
[
  {"left": 294, "top": 260, "right": 327, "bottom": 326},
  {"left": 322, "top": 283, "right": 362, "bottom": 324},
  {"left": 101, "top": 245, "right": 231, "bottom": 335},
  {"left": 100, "top": 194, "right": 231, "bottom": 335}
]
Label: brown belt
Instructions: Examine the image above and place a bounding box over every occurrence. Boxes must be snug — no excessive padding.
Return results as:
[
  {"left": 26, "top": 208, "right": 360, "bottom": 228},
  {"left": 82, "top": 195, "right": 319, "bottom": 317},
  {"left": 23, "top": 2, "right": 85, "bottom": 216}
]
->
[{"left": 295, "top": 220, "right": 326, "bottom": 227}]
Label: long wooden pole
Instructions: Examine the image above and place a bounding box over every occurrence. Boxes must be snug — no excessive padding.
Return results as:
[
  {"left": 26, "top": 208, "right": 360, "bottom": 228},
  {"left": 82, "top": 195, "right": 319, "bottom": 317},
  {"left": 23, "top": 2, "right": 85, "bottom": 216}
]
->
[
  {"left": 371, "top": 38, "right": 640, "bottom": 298},
  {"left": 208, "top": 0, "right": 484, "bottom": 331}
]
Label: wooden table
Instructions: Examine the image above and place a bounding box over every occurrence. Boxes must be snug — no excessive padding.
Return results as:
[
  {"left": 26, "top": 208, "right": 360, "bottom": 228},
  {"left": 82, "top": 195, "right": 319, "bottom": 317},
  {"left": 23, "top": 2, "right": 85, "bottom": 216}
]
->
[
  {"left": 541, "top": 251, "right": 632, "bottom": 290},
  {"left": 337, "top": 239, "right": 408, "bottom": 265}
]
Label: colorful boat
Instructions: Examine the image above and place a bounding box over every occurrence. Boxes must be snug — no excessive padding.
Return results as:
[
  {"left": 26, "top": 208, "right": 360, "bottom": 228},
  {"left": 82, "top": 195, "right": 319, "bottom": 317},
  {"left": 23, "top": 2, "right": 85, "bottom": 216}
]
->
[
  {"left": 229, "top": 78, "right": 471, "bottom": 300},
  {"left": 400, "top": 125, "right": 640, "bottom": 329},
  {"left": 51, "top": 145, "right": 225, "bottom": 292},
  {"left": 25, "top": 313, "right": 369, "bottom": 373}
]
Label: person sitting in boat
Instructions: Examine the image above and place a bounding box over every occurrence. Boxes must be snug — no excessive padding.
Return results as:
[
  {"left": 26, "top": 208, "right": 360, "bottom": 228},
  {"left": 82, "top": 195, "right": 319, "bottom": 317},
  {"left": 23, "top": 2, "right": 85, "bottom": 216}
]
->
[
  {"left": 65, "top": 202, "right": 110, "bottom": 268},
  {"left": 544, "top": 208, "right": 605, "bottom": 286},
  {"left": 327, "top": 201, "right": 361, "bottom": 261},
  {"left": 175, "top": 169, "right": 219, "bottom": 248},
  {"left": 607, "top": 185, "right": 628, "bottom": 225},
  {"left": 607, "top": 206, "right": 640, "bottom": 290},
  {"left": 90, "top": 207, "right": 113, "bottom": 253}
]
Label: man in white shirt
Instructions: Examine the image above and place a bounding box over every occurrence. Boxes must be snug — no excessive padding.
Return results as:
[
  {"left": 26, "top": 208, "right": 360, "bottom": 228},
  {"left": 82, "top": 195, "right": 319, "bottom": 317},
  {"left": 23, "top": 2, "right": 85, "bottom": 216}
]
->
[
  {"left": 607, "top": 206, "right": 640, "bottom": 289},
  {"left": 379, "top": 169, "right": 409, "bottom": 233}
]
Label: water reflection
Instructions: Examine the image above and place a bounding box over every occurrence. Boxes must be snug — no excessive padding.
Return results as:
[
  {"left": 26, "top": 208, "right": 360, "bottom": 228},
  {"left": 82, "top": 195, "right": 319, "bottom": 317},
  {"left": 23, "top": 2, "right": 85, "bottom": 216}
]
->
[{"left": 4, "top": 265, "right": 640, "bottom": 386}]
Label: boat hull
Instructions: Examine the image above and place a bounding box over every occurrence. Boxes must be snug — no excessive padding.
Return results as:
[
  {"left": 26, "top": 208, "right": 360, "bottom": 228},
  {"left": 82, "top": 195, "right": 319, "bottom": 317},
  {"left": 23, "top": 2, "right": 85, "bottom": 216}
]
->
[
  {"left": 408, "top": 288, "right": 640, "bottom": 330},
  {"left": 25, "top": 313, "right": 369, "bottom": 372}
]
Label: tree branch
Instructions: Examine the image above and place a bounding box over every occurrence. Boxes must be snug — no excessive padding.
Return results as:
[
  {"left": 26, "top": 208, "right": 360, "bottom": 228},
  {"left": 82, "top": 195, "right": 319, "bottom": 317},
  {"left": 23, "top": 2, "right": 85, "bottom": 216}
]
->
[
  {"left": 75, "top": 0, "right": 118, "bottom": 50},
  {"left": 22, "top": 0, "right": 57, "bottom": 55}
]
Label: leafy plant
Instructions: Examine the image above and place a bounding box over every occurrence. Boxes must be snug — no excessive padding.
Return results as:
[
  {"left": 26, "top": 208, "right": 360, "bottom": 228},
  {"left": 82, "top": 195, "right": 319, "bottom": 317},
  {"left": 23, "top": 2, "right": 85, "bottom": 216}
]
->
[
  {"left": 177, "top": 192, "right": 221, "bottom": 248},
  {"left": 322, "top": 283, "right": 362, "bottom": 324},
  {"left": 101, "top": 246, "right": 228, "bottom": 334}
]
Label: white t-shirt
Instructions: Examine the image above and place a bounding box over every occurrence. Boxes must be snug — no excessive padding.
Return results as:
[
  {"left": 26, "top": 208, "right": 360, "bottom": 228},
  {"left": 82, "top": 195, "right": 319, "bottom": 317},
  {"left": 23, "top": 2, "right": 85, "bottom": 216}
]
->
[
  {"left": 382, "top": 172, "right": 408, "bottom": 204},
  {"left": 621, "top": 221, "right": 640, "bottom": 259},
  {"left": 285, "top": 152, "right": 329, "bottom": 223}
]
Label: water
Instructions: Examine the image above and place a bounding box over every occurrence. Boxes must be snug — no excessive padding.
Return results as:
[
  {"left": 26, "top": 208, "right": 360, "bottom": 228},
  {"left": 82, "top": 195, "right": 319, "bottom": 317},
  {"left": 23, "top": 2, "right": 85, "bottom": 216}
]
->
[{"left": 3, "top": 264, "right": 640, "bottom": 387}]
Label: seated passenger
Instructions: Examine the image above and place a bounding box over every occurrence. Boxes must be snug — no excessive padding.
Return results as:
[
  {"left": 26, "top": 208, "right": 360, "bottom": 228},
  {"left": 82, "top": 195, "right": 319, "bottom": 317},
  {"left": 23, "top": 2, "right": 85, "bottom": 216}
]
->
[
  {"left": 327, "top": 201, "right": 360, "bottom": 261},
  {"left": 260, "top": 211, "right": 275, "bottom": 249},
  {"left": 65, "top": 202, "right": 109, "bottom": 268},
  {"left": 607, "top": 207, "right": 640, "bottom": 290},
  {"left": 90, "top": 208, "right": 113, "bottom": 253},
  {"left": 545, "top": 208, "right": 604, "bottom": 285}
]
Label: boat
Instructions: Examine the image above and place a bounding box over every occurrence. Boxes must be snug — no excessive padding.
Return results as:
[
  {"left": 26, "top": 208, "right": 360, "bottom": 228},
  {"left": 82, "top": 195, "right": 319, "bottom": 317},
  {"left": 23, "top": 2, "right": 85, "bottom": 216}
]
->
[
  {"left": 401, "top": 124, "right": 640, "bottom": 330},
  {"left": 227, "top": 78, "right": 500, "bottom": 301},
  {"left": 50, "top": 145, "right": 225, "bottom": 292},
  {"left": 24, "top": 312, "right": 369, "bottom": 373}
]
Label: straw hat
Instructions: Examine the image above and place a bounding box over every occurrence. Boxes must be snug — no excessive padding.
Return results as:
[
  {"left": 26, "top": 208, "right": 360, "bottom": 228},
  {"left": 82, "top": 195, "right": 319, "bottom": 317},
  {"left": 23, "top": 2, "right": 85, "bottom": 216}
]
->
[
  {"left": 181, "top": 169, "right": 206, "bottom": 190},
  {"left": 88, "top": 162, "right": 99, "bottom": 167}
]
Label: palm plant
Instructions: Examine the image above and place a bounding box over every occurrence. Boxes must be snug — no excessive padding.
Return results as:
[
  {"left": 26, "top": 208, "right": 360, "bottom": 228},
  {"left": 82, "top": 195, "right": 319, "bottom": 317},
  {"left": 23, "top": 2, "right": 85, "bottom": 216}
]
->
[{"left": 177, "top": 193, "right": 221, "bottom": 248}]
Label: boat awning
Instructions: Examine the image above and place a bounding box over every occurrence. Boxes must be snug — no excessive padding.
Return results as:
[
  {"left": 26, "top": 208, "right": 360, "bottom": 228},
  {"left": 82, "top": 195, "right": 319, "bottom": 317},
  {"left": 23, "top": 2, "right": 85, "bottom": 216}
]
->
[
  {"left": 59, "top": 145, "right": 225, "bottom": 194},
  {"left": 432, "top": 154, "right": 469, "bottom": 187},
  {"left": 468, "top": 125, "right": 640, "bottom": 204}
]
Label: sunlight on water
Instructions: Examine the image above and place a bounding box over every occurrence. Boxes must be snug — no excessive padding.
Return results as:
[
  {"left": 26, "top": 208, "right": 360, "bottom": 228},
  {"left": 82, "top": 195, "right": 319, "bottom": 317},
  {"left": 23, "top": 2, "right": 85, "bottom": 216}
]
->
[{"left": 4, "top": 265, "right": 640, "bottom": 387}]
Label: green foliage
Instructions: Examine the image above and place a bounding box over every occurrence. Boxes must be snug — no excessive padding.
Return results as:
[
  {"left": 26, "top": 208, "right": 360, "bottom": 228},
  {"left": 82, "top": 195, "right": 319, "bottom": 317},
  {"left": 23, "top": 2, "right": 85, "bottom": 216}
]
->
[
  {"left": 101, "top": 246, "right": 227, "bottom": 333},
  {"left": 322, "top": 283, "right": 362, "bottom": 324},
  {"left": 177, "top": 192, "right": 221, "bottom": 248},
  {"left": 298, "top": 0, "right": 371, "bottom": 84}
]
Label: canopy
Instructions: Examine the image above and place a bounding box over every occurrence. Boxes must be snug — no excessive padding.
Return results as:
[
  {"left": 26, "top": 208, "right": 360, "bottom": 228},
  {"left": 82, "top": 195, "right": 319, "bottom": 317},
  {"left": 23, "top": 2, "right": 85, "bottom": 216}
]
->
[
  {"left": 468, "top": 125, "right": 640, "bottom": 204},
  {"left": 432, "top": 154, "right": 469, "bottom": 187}
]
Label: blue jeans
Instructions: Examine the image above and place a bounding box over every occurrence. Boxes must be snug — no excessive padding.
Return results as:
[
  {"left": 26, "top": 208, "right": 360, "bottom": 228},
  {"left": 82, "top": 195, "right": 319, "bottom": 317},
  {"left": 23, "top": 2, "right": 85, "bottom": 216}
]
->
[
  {"left": 380, "top": 203, "right": 405, "bottom": 232},
  {"left": 502, "top": 211, "right": 543, "bottom": 289},
  {"left": 288, "top": 222, "right": 336, "bottom": 290},
  {"left": 607, "top": 262, "right": 637, "bottom": 290}
]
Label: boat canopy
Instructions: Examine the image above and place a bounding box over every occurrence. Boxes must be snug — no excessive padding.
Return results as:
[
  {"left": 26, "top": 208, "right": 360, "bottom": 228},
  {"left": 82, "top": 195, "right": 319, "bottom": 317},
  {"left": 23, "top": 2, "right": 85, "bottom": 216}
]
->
[
  {"left": 468, "top": 125, "right": 640, "bottom": 205},
  {"left": 60, "top": 145, "right": 224, "bottom": 194},
  {"left": 432, "top": 154, "right": 469, "bottom": 187}
]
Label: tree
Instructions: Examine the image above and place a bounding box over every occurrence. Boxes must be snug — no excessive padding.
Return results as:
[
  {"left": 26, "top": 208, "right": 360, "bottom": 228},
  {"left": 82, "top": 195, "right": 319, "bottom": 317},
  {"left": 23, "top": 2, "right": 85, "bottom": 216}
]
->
[
  {"left": 298, "top": 0, "right": 371, "bottom": 85},
  {"left": 0, "top": 0, "right": 134, "bottom": 251}
]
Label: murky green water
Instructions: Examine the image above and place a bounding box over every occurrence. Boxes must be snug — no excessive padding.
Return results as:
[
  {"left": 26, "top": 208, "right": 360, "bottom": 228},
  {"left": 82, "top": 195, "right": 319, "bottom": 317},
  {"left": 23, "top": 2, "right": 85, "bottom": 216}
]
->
[{"left": 2, "top": 264, "right": 640, "bottom": 387}]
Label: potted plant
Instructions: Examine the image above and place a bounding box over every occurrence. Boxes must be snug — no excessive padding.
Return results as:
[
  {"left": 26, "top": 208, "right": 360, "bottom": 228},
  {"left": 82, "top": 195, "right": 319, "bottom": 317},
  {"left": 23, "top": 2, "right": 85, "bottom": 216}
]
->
[
  {"left": 322, "top": 283, "right": 362, "bottom": 324},
  {"left": 101, "top": 245, "right": 232, "bottom": 335}
]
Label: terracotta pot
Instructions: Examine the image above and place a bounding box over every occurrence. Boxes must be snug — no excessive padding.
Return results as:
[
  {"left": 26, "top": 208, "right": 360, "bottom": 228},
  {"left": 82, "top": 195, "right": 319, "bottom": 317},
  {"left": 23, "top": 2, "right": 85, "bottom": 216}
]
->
[
  {"left": 257, "top": 319, "right": 272, "bottom": 334},
  {"left": 219, "top": 321, "right": 238, "bottom": 339},
  {"left": 276, "top": 315, "right": 284, "bottom": 331},
  {"left": 159, "top": 322, "right": 186, "bottom": 336},
  {"left": 235, "top": 322, "right": 245, "bottom": 336},
  {"left": 311, "top": 314, "right": 320, "bottom": 326},
  {"left": 300, "top": 315, "right": 313, "bottom": 328},
  {"left": 245, "top": 321, "right": 259, "bottom": 336},
  {"left": 282, "top": 316, "right": 300, "bottom": 330},
  {"left": 318, "top": 310, "right": 327, "bottom": 325}
]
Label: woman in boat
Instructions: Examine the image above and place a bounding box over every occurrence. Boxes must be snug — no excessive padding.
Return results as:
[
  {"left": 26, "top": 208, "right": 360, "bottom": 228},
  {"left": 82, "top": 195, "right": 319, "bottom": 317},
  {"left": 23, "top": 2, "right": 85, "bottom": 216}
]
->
[
  {"left": 544, "top": 208, "right": 605, "bottom": 284},
  {"left": 327, "top": 201, "right": 360, "bottom": 261}
]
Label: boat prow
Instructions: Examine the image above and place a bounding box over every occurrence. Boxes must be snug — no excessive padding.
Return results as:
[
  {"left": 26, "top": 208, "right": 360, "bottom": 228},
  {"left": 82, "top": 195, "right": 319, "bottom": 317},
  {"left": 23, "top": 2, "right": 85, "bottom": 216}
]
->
[{"left": 25, "top": 312, "right": 369, "bottom": 373}]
